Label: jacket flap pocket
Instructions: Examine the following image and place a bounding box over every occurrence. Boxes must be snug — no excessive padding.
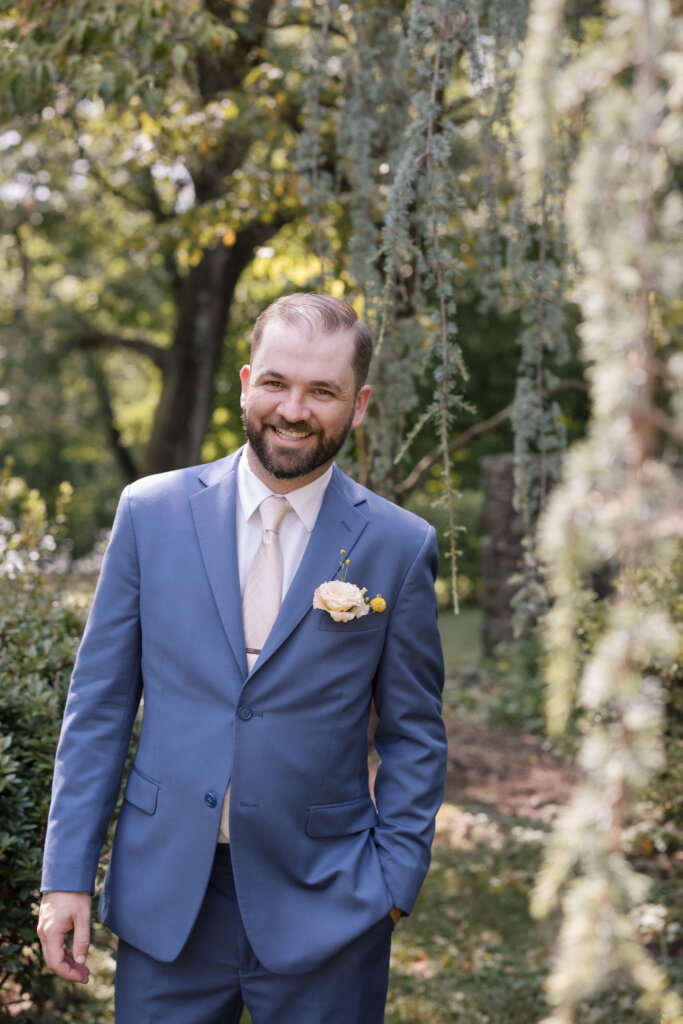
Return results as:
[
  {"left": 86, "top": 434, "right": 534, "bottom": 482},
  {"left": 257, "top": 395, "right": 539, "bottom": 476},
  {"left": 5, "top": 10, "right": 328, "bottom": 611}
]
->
[
  {"left": 306, "top": 795, "right": 378, "bottom": 838},
  {"left": 123, "top": 766, "right": 159, "bottom": 815}
]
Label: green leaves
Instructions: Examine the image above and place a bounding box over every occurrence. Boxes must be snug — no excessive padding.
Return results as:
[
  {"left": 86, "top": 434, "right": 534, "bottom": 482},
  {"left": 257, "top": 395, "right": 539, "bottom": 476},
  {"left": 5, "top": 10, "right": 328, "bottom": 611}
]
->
[
  {"left": 0, "top": 0, "right": 235, "bottom": 115},
  {"left": 172, "top": 43, "right": 189, "bottom": 75},
  {"left": 0, "top": 586, "right": 84, "bottom": 1004},
  {"left": 0, "top": 469, "right": 87, "bottom": 1007}
]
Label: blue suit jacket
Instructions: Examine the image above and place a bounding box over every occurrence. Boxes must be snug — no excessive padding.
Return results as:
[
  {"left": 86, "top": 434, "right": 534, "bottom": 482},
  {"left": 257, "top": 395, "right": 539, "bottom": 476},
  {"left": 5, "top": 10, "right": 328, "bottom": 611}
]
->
[{"left": 42, "top": 451, "right": 447, "bottom": 974}]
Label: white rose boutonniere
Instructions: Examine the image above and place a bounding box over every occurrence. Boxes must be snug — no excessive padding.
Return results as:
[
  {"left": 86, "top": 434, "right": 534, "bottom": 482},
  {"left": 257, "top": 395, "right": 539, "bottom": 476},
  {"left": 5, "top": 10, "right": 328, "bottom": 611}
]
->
[
  {"left": 313, "top": 551, "right": 386, "bottom": 623},
  {"left": 313, "top": 580, "right": 370, "bottom": 622}
]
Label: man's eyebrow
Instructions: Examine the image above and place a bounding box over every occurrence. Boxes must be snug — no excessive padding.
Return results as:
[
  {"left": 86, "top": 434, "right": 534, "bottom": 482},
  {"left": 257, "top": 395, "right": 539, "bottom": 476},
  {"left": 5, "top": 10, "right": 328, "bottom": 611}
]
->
[
  {"left": 310, "top": 378, "right": 345, "bottom": 393},
  {"left": 253, "top": 367, "right": 285, "bottom": 380},
  {"left": 254, "top": 368, "right": 346, "bottom": 394}
]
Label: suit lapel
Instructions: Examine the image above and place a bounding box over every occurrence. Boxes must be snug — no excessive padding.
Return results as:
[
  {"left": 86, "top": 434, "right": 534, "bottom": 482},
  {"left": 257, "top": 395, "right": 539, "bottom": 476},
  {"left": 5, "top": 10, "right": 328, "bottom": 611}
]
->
[
  {"left": 189, "top": 453, "right": 248, "bottom": 679},
  {"left": 254, "top": 466, "right": 369, "bottom": 674}
]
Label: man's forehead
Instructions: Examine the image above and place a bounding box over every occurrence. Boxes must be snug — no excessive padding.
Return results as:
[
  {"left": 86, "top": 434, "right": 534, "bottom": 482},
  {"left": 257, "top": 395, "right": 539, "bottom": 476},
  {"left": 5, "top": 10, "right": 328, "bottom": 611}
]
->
[
  {"left": 260, "top": 314, "right": 353, "bottom": 344},
  {"left": 253, "top": 320, "right": 356, "bottom": 365}
]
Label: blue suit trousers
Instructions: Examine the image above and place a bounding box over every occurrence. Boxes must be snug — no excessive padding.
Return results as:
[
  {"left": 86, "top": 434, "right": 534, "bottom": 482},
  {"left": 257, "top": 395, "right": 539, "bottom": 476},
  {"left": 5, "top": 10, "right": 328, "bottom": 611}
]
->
[{"left": 114, "top": 846, "right": 394, "bottom": 1024}]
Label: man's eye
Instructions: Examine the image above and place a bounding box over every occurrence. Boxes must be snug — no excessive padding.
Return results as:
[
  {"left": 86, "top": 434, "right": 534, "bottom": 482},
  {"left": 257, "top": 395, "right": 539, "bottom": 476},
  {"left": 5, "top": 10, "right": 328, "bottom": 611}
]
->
[
  {"left": 263, "top": 380, "right": 283, "bottom": 388},
  {"left": 314, "top": 388, "right": 333, "bottom": 397}
]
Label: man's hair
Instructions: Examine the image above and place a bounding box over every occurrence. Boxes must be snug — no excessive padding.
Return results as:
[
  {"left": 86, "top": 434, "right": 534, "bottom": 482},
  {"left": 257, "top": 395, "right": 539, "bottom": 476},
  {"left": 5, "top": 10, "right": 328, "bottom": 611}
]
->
[{"left": 251, "top": 293, "right": 373, "bottom": 392}]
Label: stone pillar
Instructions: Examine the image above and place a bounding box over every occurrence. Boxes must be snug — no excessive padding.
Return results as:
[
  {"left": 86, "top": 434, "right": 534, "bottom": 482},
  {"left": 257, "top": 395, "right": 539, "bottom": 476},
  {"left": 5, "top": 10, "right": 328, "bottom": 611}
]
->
[{"left": 479, "top": 454, "right": 528, "bottom": 655}]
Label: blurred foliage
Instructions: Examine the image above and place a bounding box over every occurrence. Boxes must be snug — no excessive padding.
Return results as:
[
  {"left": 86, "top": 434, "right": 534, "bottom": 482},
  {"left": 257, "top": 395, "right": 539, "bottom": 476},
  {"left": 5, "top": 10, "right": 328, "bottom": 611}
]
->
[
  {"left": 0, "top": 458, "right": 72, "bottom": 578},
  {"left": 519, "top": 0, "right": 683, "bottom": 1020},
  {"left": 407, "top": 487, "right": 483, "bottom": 607},
  {"left": 488, "top": 634, "right": 547, "bottom": 733},
  {"left": 0, "top": 0, "right": 590, "bottom": 579},
  {"left": 0, "top": 470, "right": 94, "bottom": 1016},
  {"left": 0, "top": 0, "right": 314, "bottom": 548}
]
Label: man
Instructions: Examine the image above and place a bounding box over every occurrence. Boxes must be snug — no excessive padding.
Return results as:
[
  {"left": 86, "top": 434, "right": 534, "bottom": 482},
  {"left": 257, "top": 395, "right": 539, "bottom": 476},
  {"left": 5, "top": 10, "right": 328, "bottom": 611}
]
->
[{"left": 38, "top": 293, "right": 447, "bottom": 1024}]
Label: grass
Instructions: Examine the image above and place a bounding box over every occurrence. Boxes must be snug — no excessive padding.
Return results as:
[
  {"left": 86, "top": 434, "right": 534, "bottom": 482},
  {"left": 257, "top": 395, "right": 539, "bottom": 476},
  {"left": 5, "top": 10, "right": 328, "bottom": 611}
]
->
[
  {"left": 386, "top": 817, "right": 549, "bottom": 1023},
  {"left": 438, "top": 606, "right": 483, "bottom": 672}
]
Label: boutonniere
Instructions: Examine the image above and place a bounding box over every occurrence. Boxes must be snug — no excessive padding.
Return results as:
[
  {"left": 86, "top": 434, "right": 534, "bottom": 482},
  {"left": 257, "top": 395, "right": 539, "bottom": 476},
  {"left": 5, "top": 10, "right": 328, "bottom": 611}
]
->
[{"left": 312, "top": 550, "right": 386, "bottom": 623}]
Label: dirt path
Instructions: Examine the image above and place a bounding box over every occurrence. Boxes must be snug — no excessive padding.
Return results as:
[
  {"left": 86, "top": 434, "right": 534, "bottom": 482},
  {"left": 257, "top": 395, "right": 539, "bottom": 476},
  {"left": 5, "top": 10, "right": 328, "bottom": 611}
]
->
[
  {"left": 440, "top": 704, "right": 575, "bottom": 824},
  {"left": 369, "top": 703, "right": 576, "bottom": 841}
]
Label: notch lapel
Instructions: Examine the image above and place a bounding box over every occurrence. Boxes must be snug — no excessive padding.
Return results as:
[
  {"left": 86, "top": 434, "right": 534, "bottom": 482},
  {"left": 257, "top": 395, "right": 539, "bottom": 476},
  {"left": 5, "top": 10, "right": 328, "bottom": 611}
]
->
[
  {"left": 189, "top": 453, "right": 248, "bottom": 679},
  {"left": 253, "top": 468, "right": 369, "bottom": 674}
]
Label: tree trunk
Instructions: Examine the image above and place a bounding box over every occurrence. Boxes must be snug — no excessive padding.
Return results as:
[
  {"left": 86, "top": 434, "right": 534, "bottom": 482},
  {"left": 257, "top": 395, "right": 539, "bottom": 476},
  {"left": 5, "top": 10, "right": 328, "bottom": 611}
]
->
[
  {"left": 142, "top": 225, "right": 279, "bottom": 476},
  {"left": 479, "top": 454, "right": 528, "bottom": 655}
]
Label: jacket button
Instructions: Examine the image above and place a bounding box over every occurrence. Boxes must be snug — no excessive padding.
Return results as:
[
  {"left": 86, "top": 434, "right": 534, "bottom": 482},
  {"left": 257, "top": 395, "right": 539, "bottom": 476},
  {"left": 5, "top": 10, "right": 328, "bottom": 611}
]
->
[
  {"left": 237, "top": 705, "right": 253, "bottom": 721},
  {"left": 204, "top": 792, "right": 217, "bottom": 808}
]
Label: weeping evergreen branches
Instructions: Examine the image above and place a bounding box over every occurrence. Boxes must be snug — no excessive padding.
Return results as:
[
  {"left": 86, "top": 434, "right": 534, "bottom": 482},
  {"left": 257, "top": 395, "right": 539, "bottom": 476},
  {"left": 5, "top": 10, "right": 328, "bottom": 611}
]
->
[
  {"left": 298, "top": 1, "right": 482, "bottom": 607},
  {"left": 509, "top": 170, "right": 570, "bottom": 637},
  {"left": 519, "top": 0, "right": 683, "bottom": 1019},
  {"left": 295, "top": 0, "right": 340, "bottom": 286},
  {"left": 469, "top": 0, "right": 571, "bottom": 636},
  {"left": 377, "top": 0, "right": 477, "bottom": 607}
]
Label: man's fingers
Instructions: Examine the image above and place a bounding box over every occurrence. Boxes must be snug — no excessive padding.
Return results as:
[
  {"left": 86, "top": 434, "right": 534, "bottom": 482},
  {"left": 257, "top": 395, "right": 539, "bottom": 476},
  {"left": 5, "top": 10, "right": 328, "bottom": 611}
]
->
[
  {"left": 60, "top": 946, "right": 90, "bottom": 984},
  {"left": 38, "top": 892, "right": 92, "bottom": 985},
  {"left": 43, "top": 946, "right": 90, "bottom": 984},
  {"left": 71, "top": 913, "right": 91, "bottom": 966}
]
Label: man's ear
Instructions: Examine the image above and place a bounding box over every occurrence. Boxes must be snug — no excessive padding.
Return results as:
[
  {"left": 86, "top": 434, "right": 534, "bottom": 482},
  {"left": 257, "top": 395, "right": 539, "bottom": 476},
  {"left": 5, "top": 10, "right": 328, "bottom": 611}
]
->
[
  {"left": 351, "top": 385, "right": 371, "bottom": 429},
  {"left": 239, "top": 364, "right": 250, "bottom": 405}
]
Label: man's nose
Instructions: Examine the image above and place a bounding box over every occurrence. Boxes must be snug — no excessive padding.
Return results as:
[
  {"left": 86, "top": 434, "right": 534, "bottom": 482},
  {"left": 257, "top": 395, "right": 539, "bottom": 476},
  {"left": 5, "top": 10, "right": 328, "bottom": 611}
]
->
[{"left": 276, "top": 390, "right": 311, "bottom": 423}]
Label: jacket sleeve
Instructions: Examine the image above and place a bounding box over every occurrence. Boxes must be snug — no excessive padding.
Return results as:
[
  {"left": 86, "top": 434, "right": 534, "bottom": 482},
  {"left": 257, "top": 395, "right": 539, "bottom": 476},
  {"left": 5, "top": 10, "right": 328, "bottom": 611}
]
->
[
  {"left": 41, "top": 486, "right": 143, "bottom": 893},
  {"left": 371, "top": 525, "right": 447, "bottom": 915}
]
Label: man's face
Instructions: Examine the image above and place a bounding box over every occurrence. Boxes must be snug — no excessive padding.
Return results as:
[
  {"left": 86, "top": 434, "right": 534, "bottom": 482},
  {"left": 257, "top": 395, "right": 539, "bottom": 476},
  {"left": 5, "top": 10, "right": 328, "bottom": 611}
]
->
[{"left": 239, "top": 318, "right": 371, "bottom": 492}]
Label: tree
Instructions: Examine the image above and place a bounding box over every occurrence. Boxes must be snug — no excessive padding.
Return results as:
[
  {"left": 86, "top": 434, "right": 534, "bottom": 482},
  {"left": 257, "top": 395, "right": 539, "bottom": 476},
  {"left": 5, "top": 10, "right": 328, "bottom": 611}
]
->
[
  {"left": 0, "top": 0, "right": 310, "bottom": 481},
  {"left": 0, "top": 0, "right": 590, "bottom": 585}
]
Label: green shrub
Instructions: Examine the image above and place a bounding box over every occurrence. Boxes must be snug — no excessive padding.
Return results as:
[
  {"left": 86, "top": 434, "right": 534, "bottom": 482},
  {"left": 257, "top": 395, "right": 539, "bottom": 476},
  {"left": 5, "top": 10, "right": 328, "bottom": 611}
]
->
[
  {"left": 489, "top": 633, "right": 547, "bottom": 733},
  {"left": 0, "top": 462, "right": 99, "bottom": 1018},
  {"left": 0, "top": 581, "right": 84, "bottom": 1008}
]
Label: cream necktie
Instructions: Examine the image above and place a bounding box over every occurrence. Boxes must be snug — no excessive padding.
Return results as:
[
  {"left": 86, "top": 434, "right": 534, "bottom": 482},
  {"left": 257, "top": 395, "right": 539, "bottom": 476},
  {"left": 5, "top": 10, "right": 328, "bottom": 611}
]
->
[
  {"left": 219, "top": 495, "right": 292, "bottom": 843},
  {"left": 242, "top": 495, "right": 293, "bottom": 673}
]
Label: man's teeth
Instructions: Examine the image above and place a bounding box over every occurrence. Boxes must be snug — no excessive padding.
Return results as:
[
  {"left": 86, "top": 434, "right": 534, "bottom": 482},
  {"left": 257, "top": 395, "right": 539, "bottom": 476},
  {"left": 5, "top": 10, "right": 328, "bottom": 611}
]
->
[{"left": 274, "top": 427, "right": 310, "bottom": 439}]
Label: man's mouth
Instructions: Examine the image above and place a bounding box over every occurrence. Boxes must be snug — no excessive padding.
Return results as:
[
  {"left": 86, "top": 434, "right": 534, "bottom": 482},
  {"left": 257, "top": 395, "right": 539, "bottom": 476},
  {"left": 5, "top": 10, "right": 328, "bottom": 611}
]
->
[{"left": 270, "top": 424, "right": 314, "bottom": 441}]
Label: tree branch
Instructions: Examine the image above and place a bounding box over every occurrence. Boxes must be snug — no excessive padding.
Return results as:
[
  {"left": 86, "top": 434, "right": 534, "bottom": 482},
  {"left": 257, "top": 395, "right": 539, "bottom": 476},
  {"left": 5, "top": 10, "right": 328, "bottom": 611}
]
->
[
  {"left": 395, "top": 405, "right": 513, "bottom": 499},
  {"left": 70, "top": 330, "right": 170, "bottom": 370},
  {"left": 69, "top": 115, "right": 174, "bottom": 222},
  {"left": 86, "top": 355, "right": 139, "bottom": 483},
  {"left": 395, "top": 378, "right": 589, "bottom": 499},
  {"left": 197, "top": 0, "right": 278, "bottom": 98}
]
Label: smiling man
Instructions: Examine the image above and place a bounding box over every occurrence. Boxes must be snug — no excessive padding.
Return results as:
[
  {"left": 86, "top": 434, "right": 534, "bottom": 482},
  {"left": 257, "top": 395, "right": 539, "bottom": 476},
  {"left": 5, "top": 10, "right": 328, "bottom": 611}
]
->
[
  {"left": 240, "top": 300, "right": 371, "bottom": 487},
  {"left": 38, "top": 293, "right": 447, "bottom": 1024}
]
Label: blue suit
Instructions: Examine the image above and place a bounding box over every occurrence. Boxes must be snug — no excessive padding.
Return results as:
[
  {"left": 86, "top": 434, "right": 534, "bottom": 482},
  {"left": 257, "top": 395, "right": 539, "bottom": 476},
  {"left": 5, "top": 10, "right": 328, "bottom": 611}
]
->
[{"left": 42, "top": 450, "right": 447, "bottom": 981}]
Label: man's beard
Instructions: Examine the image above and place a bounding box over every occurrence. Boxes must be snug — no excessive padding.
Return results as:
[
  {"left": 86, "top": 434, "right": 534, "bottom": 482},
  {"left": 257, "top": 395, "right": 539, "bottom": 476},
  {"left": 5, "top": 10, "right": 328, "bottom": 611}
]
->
[{"left": 242, "top": 410, "right": 354, "bottom": 480}]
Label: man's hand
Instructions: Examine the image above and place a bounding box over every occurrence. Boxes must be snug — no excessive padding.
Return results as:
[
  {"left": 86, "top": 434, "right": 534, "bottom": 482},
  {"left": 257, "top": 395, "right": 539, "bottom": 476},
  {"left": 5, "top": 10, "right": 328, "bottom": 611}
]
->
[
  {"left": 38, "top": 891, "right": 92, "bottom": 984},
  {"left": 389, "top": 906, "right": 403, "bottom": 926}
]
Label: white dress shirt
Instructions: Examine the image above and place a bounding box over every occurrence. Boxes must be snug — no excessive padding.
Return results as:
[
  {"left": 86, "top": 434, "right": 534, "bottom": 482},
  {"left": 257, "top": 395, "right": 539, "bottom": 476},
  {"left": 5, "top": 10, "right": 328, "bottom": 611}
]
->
[{"left": 236, "top": 450, "right": 333, "bottom": 600}]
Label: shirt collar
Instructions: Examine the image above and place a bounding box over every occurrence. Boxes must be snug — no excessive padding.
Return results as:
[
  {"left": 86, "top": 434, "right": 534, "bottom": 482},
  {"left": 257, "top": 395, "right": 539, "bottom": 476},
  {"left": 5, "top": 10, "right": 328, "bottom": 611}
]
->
[{"left": 237, "top": 449, "right": 334, "bottom": 533}]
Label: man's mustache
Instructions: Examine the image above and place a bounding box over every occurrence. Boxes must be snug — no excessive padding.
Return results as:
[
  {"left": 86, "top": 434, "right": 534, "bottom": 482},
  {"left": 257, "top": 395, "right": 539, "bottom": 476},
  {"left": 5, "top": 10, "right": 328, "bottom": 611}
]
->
[{"left": 265, "top": 418, "right": 320, "bottom": 435}]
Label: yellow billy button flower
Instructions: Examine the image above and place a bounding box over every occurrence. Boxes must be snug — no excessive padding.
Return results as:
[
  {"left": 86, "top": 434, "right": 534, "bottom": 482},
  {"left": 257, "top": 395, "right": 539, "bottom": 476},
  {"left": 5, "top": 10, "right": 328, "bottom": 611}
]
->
[{"left": 370, "top": 595, "right": 386, "bottom": 613}]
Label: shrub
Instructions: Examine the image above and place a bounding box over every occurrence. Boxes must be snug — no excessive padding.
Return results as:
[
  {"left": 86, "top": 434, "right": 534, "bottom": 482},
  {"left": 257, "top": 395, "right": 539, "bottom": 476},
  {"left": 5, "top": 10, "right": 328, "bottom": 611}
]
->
[
  {"left": 0, "top": 463, "right": 91, "bottom": 1017},
  {"left": 0, "top": 582, "right": 84, "bottom": 1008}
]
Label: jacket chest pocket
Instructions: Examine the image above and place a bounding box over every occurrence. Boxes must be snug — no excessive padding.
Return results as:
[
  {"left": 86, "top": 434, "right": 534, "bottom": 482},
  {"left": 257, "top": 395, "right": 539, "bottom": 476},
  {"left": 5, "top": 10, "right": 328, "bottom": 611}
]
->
[{"left": 316, "top": 614, "right": 383, "bottom": 634}]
